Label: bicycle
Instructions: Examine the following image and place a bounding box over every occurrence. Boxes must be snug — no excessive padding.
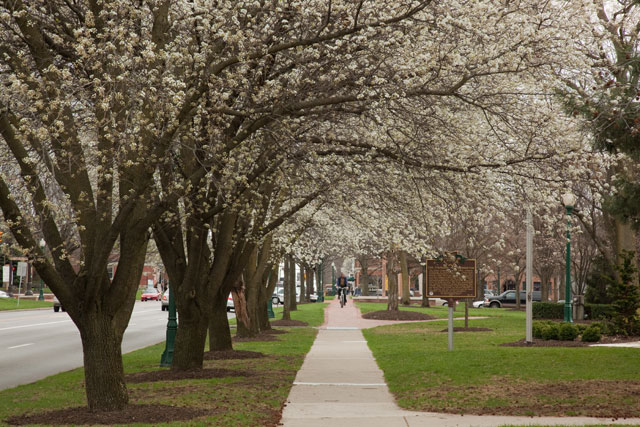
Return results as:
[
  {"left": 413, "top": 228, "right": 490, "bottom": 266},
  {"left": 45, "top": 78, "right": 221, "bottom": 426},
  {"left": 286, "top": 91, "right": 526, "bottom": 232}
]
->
[{"left": 338, "top": 287, "right": 347, "bottom": 308}]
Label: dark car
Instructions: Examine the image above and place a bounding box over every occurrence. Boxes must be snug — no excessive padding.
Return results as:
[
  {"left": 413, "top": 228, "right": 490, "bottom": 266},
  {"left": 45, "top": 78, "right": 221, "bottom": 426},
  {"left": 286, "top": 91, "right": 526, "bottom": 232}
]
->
[{"left": 483, "top": 290, "right": 541, "bottom": 308}]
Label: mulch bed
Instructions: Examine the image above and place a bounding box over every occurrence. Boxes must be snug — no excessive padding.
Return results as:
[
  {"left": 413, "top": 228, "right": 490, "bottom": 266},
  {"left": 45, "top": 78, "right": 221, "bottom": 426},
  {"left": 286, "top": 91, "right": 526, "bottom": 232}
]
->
[
  {"left": 269, "top": 319, "right": 308, "bottom": 327},
  {"left": 125, "top": 368, "right": 254, "bottom": 383},
  {"left": 203, "top": 349, "right": 265, "bottom": 360},
  {"left": 362, "top": 310, "right": 436, "bottom": 321},
  {"left": 5, "top": 404, "right": 210, "bottom": 425},
  {"left": 439, "top": 327, "right": 493, "bottom": 332},
  {"left": 502, "top": 335, "right": 640, "bottom": 347}
]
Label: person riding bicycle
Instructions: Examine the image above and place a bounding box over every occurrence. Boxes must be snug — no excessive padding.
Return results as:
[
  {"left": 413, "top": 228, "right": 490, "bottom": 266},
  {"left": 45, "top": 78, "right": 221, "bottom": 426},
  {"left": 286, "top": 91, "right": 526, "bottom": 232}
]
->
[{"left": 336, "top": 274, "right": 349, "bottom": 305}]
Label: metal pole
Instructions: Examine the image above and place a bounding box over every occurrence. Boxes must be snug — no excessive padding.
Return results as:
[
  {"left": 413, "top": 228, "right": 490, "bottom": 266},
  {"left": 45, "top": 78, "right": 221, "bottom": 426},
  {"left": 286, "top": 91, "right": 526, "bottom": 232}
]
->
[
  {"left": 38, "top": 277, "right": 44, "bottom": 301},
  {"left": 448, "top": 302, "right": 454, "bottom": 351},
  {"left": 525, "top": 209, "right": 533, "bottom": 343},
  {"left": 160, "top": 285, "right": 177, "bottom": 367},
  {"left": 267, "top": 270, "right": 275, "bottom": 318},
  {"left": 564, "top": 206, "right": 573, "bottom": 322}
]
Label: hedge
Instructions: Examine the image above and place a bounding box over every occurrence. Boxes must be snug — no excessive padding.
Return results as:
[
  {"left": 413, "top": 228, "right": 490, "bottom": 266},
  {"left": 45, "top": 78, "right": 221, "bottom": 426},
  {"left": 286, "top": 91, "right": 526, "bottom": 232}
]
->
[
  {"left": 533, "top": 302, "right": 563, "bottom": 319},
  {"left": 585, "top": 304, "right": 614, "bottom": 320},
  {"left": 532, "top": 302, "right": 614, "bottom": 320}
]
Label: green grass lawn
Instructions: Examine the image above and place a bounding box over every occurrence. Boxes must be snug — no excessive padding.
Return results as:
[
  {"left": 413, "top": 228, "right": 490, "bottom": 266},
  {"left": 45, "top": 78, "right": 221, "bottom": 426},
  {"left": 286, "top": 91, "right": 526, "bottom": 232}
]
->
[
  {"left": 0, "top": 298, "right": 53, "bottom": 311},
  {"left": 360, "top": 303, "right": 640, "bottom": 418},
  {"left": 0, "top": 303, "right": 324, "bottom": 426}
]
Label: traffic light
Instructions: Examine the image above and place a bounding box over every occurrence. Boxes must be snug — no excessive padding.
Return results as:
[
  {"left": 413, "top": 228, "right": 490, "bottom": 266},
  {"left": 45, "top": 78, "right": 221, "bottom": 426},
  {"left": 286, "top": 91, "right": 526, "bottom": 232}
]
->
[{"left": 0, "top": 231, "right": 3, "bottom": 243}]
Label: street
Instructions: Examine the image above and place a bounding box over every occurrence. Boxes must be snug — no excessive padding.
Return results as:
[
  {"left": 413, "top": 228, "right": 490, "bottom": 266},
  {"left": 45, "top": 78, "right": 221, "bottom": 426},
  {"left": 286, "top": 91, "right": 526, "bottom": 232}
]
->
[{"left": 0, "top": 301, "right": 235, "bottom": 391}]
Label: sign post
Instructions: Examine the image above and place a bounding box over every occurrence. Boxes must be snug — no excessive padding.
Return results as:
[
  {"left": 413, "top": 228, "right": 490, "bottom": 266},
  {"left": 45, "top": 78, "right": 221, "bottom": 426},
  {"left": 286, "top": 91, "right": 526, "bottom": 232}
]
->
[
  {"left": 16, "top": 262, "right": 27, "bottom": 306},
  {"left": 426, "top": 254, "right": 477, "bottom": 351}
]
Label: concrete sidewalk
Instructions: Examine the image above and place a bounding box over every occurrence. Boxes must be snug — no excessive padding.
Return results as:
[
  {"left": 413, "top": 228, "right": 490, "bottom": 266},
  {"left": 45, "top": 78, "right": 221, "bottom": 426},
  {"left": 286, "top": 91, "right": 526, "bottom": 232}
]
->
[{"left": 279, "top": 297, "right": 640, "bottom": 427}]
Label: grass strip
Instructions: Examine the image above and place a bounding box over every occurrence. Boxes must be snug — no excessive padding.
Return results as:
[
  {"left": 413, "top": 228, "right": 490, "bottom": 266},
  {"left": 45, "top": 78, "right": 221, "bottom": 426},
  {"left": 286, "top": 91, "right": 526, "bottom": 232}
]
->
[
  {"left": 0, "top": 298, "right": 53, "bottom": 311},
  {"left": 361, "top": 307, "right": 640, "bottom": 418},
  {"left": 0, "top": 303, "right": 325, "bottom": 426},
  {"left": 355, "top": 301, "right": 494, "bottom": 319}
]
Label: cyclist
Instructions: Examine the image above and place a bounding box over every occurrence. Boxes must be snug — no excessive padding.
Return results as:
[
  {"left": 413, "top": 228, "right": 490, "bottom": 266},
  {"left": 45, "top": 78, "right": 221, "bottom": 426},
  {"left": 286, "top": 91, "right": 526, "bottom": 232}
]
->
[{"left": 336, "top": 273, "right": 349, "bottom": 307}]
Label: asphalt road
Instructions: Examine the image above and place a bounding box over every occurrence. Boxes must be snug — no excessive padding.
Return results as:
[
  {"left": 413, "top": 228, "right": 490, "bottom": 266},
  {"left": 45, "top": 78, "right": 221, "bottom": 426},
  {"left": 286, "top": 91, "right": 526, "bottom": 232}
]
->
[{"left": 0, "top": 300, "right": 234, "bottom": 391}]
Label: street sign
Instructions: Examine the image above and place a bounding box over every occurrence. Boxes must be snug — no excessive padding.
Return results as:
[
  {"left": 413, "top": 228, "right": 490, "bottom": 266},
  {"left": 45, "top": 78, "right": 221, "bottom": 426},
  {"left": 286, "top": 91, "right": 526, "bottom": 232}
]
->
[
  {"left": 2, "top": 265, "right": 9, "bottom": 283},
  {"left": 426, "top": 256, "right": 477, "bottom": 299},
  {"left": 17, "top": 262, "right": 27, "bottom": 277}
]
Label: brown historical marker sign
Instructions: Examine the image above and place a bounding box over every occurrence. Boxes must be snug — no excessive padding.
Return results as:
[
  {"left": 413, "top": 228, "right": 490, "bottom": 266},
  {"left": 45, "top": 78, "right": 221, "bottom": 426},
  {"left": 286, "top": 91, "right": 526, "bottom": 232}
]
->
[{"left": 426, "top": 257, "right": 477, "bottom": 299}]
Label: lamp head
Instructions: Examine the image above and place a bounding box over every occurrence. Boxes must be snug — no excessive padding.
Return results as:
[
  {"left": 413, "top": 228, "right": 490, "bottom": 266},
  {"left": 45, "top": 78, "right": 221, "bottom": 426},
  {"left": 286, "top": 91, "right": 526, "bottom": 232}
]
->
[
  {"left": 39, "top": 238, "right": 45, "bottom": 249},
  {"left": 561, "top": 192, "right": 576, "bottom": 208}
]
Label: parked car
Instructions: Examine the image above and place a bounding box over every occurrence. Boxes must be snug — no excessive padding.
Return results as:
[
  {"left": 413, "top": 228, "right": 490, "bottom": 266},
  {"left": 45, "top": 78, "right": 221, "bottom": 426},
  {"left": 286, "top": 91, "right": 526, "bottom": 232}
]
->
[
  {"left": 272, "top": 288, "right": 284, "bottom": 305},
  {"left": 472, "top": 300, "right": 484, "bottom": 308},
  {"left": 227, "top": 293, "right": 234, "bottom": 312},
  {"left": 430, "top": 298, "right": 459, "bottom": 306},
  {"left": 140, "top": 287, "right": 161, "bottom": 301},
  {"left": 483, "top": 290, "right": 541, "bottom": 308},
  {"left": 0, "top": 290, "right": 9, "bottom": 299},
  {"left": 161, "top": 289, "right": 169, "bottom": 311},
  {"left": 53, "top": 296, "right": 65, "bottom": 312},
  {"left": 271, "top": 287, "right": 302, "bottom": 305}
]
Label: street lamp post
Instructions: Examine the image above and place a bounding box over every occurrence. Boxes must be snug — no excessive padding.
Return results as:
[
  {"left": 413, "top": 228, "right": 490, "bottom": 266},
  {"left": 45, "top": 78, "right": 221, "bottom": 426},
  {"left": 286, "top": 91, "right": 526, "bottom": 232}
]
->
[
  {"left": 562, "top": 192, "right": 576, "bottom": 323},
  {"left": 38, "top": 239, "right": 45, "bottom": 301}
]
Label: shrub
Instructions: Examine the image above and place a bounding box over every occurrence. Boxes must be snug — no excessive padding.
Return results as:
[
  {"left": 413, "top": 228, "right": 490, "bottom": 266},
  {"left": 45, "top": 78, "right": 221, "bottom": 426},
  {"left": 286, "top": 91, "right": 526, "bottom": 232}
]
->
[
  {"left": 585, "top": 304, "right": 614, "bottom": 320},
  {"left": 532, "top": 321, "right": 546, "bottom": 339},
  {"left": 558, "top": 323, "right": 579, "bottom": 341},
  {"left": 533, "top": 302, "right": 564, "bottom": 319},
  {"left": 575, "top": 323, "right": 588, "bottom": 333},
  {"left": 581, "top": 326, "right": 602, "bottom": 342},
  {"left": 541, "top": 323, "right": 560, "bottom": 340},
  {"left": 590, "top": 321, "right": 612, "bottom": 336},
  {"left": 608, "top": 251, "right": 640, "bottom": 335}
]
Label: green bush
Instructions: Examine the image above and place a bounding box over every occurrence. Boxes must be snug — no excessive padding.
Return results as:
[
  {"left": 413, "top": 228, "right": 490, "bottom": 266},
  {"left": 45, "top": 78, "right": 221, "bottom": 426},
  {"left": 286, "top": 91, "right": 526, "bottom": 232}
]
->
[
  {"left": 581, "top": 326, "right": 602, "bottom": 342},
  {"left": 585, "top": 304, "right": 614, "bottom": 320},
  {"left": 533, "top": 302, "right": 564, "bottom": 319},
  {"left": 591, "top": 321, "right": 612, "bottom": 336},
  {"left": 532, "top": 321, "right": 545, "bottom": 339},
  {"left": 558, "top": 323, "right": 579, "bottom": 341},
  {"left": 575, "top": 323, "right": 588, "bottom": 333},
  {"left": 541, "top": 323, "right": 560, "bottom": 340}
]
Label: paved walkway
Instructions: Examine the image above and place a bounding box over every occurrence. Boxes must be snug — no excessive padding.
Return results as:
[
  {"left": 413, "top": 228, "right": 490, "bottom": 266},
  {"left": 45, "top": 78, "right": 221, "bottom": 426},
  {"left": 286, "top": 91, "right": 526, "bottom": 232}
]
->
[{"left": 280, "top": 298, "right": 640, "bottom": 427}]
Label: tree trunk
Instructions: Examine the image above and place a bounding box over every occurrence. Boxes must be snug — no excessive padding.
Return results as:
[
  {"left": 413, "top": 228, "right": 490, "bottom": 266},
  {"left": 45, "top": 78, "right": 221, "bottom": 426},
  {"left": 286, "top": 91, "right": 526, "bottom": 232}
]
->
[
  {"left": 79, "top": 315, "right": 128, "bottom": 411},
  {"left": 282, "top": 256, "right": 291, "bottom": 320},
  {"left": 541, "top": 273, "right": 549, "bottom": 302},
  {"left": 400, "top": 251, "right": 410, "bottom": 306},
  {"left": 209, "top": 293, "right": 233, "bottom": 351},
  {"left": 299, "top": 264, "right": 305, "bottom": 303},
  {"left": 359, "top": 257, "right": 370, "bottom": 297},
  {"left": 259, "top": 264, "right": 278, "bottom": 331},
  {"left": 386, "top": 252, "right": 399, "bottom": 311},
  {"left": 288, "top": 255, "right": 297, "bottom": 311},
  {"left": 173, "top": 308, "right": 208, "bottom": 370},
  {"left": 316, "top": 266, "right": 323, "bottom": 299}
]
